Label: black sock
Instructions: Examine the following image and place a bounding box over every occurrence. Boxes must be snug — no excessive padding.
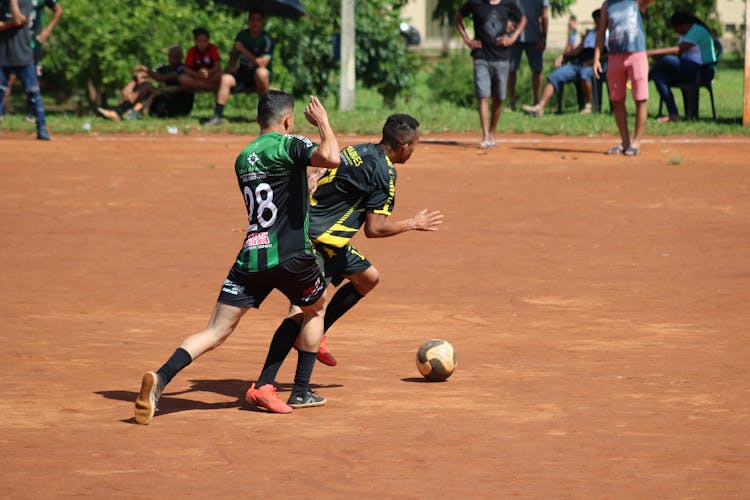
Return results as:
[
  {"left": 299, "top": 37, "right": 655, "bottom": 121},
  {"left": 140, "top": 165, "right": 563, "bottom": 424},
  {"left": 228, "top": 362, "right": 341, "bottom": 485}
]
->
[
  {"left": 256, "top": 318, "right": 301, "bottom": 387},
  {"left": 324, "top": 282, "right": 365, "bottom": 332},
  {"left": 156, "top": 347, "right": 192, "bottom": 386},
  {"left": 213, "top": 103, "right": 224, "bottom": 119},
  {"left": 116, "top": 100, "right": 133, "bottom": 116},
  {"left": 292, "top": 350, "right": 317, "bottom": 397}
]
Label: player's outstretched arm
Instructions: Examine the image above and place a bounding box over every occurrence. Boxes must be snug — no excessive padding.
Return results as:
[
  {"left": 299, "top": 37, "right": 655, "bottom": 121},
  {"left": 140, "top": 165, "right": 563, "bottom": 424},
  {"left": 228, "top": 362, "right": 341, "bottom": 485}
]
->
[
  {"left": 305, "top": 96, "right": 340, "bottom": 169},
  {"left": 364, "top": 209, "right": 443, "bottom": 239}
]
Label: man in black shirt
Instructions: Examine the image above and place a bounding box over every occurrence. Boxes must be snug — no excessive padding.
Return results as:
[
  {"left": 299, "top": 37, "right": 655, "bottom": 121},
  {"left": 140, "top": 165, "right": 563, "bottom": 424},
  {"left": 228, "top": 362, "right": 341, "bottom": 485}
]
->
[{"left": 455, "top": 0, "right": 526, "bottom": 149}]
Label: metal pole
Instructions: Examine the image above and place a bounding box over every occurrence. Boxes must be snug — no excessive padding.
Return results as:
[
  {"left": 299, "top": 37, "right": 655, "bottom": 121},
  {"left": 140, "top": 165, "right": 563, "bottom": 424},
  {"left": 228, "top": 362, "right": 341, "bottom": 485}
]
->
[{"left": 339, "top": 0, "right": 355, "bottom": 110}]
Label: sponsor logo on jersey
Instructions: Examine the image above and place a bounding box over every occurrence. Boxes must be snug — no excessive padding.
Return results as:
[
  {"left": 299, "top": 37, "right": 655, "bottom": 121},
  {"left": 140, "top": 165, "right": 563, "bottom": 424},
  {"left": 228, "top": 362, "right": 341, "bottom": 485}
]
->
[
  {"left": 247, "top": 152, "right": 260, "bottom": 167},
  {"left": 300, "top": 276, "right": 325, "bottom": 304},
  {"left": 244, "top": 232, "right": 272, "bottom": 249},
  {"left": 342, "top": 146, "right": 363, "bottom": 167},
  {"left": 287, "top": 134, "right": 314, "bottom": 148}
]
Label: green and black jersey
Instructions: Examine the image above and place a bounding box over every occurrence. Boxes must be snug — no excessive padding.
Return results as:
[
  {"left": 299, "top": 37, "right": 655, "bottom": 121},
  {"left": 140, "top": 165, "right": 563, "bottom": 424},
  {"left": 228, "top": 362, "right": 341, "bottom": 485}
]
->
[
  {"left": 309, "top": 143, "right": 396, "bottom": 248},
  {"left": 234, "top": 28, "right": 274, "bottom": 72},
  {"left": 234, "top": 132, "right": 318, "bottom": 272}
]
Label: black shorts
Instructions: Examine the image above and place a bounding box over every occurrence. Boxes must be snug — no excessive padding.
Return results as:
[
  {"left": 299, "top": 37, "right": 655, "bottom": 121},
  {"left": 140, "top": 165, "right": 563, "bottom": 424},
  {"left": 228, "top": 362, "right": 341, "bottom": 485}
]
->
[
  {"left": 232, "top": 67, "right": 272, "bottom": 93},
  {"left": 217, "top": 254, "right": 325, "bottom": 308},
  {"left": 315, "top": 243, "right": 372, "bottom": 287}
]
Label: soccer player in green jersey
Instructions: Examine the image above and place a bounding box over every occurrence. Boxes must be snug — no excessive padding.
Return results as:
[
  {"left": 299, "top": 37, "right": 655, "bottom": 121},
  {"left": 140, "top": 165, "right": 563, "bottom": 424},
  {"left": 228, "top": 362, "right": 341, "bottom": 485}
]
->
[
  {"left": 134, "top": 91, "right": 340, "bottom": 423},
  {"left": 250, "top": 114, "right": 443, "bottom": 391}
]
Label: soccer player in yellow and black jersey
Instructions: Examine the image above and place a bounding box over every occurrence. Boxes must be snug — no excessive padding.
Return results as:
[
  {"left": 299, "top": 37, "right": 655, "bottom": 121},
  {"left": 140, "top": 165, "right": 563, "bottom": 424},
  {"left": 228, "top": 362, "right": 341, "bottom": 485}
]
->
[{"left": 251, "top": 114, "right": 443, "bottom": 392}]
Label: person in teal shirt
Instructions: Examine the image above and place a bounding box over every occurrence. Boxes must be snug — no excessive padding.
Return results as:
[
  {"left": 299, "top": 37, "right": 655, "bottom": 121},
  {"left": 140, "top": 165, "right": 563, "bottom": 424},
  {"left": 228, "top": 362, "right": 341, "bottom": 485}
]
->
[
  {"left": 647, "top": 11, "right": 716, "bottom": 123},
  {"left": 204, "top": 8, "right": 274, "bottom": 126}
]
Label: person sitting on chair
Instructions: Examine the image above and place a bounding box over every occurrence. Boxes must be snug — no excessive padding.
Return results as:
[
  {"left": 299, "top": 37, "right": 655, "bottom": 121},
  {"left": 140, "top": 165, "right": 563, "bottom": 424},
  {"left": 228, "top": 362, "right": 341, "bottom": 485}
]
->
[
  {"left": 647, "top": 11, "right": 717, "bottom": 123},
  {"left": 98, "top": 45, "right": 191, "bottom": 121},
  {"left": 522, "top": 9, "right": 606, "bottom": 117},
  {"left": 178, "top": 27, "right": 222, "bottom": 92},
  {"left": 204, "top": 9, "right": 273, "bottom": 127}
]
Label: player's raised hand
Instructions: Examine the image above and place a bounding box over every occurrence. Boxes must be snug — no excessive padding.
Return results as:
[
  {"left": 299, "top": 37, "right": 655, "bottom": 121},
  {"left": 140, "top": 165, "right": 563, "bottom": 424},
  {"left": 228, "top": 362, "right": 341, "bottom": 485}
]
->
[
  {"left": 304, "top": 95, "right": 329, "bottom": 128},
  {"left": 412, "top": 209, "right": 444, "bottom": 231}
]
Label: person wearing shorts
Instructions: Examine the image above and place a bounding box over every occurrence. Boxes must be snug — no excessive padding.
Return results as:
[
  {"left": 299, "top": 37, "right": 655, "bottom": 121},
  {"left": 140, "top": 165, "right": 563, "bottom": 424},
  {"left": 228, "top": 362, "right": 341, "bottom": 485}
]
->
[
  {"left": 249, "top": 114, "right": 443, "bottom": 390},
  {"left": 593, "top": 0, "right": 653, "bottom": 156},
  {"left": 204, "top": 8, "right": 273, "bottom": 127},
  {"left": 522, "top": 9, "right": 606, "bottom": 117},
  {"left": 455, "top": 0, "right": 526, "bottom": 149},
  {"left": 507, "top": 0, "right": 549, "bottom": 109},
  {"left": 133, "top": 91, "right": 341, "bottom": 423},
  {"left": 178, "top": 27, "right": 222, "bottom": 92}
]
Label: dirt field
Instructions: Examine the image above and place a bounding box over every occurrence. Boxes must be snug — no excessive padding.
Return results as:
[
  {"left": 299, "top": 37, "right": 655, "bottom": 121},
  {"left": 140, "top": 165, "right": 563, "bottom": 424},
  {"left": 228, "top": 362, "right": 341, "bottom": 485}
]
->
[{"left": 2, "top": 131, "right": 749, "bottom": 498}]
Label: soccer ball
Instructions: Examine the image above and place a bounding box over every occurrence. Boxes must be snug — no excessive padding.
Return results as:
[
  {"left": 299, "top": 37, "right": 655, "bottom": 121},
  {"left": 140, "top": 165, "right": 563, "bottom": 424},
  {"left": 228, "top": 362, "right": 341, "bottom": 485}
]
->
[{"left": 416, "top": 339, "right": 456, "bottom": 381}]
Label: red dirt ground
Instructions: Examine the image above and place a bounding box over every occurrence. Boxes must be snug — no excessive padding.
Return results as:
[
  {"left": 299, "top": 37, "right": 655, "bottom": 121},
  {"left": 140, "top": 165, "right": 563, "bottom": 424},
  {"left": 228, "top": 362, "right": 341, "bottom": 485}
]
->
[{"left": 2, "top": 131, "right": 749, "bottom": 498}]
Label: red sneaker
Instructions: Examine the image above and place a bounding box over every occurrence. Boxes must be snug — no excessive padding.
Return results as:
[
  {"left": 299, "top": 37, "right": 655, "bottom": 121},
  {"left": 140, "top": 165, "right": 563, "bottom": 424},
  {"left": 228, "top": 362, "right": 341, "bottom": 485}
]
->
[
  {"left": 316, "top": 334, "right": 338, "bottom": 366},
  {"left": 293, "top": 334, "right": 338, "bottom": 366},
  {"left": 245, "top": 383, "right": 292, "bottom": 414}
]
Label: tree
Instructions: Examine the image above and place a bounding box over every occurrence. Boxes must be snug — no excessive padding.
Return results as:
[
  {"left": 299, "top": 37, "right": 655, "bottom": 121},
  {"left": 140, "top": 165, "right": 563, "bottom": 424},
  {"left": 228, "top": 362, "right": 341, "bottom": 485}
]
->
[
  {"left": 641, "top": 0, "right": 720, "bottom": 48},
  {"left": 44, "top": 0, "right": 239, "bottom": 107},
  {"left": 44, "top": 0, "right": 416, "bottom": 109}
]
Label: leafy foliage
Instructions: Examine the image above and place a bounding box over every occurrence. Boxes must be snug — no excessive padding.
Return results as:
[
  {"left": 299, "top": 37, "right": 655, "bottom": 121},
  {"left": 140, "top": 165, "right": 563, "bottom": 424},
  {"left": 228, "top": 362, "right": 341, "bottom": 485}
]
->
[
  {"left": 353, "top": 1, "right": 419, "bottom": 107},
  {"left": 44, "top": 0, "right": 240, "bottom": 106},
  {"left": 43, "top": 0, "right": 416, "bottom": 108},
  {"left": 641, "top": 0, "right": 720, "bottom": 49},
  {"left": 426, "top": 56, "right": 475, "bottom": 108}
]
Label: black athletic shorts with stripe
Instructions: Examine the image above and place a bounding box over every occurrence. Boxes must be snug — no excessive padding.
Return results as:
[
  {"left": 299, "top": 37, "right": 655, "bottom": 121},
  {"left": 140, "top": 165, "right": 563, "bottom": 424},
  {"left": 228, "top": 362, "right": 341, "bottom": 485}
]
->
[
  {"left": 315, "top": 242, "right": 372, "bottom": 287},
  {"left": 217, "top": 254, "right": 325, "bottom": 308}
]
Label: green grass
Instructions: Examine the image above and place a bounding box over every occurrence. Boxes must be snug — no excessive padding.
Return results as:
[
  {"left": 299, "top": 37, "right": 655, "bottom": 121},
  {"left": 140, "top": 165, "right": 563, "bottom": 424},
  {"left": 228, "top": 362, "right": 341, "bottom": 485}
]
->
[{"left": 2, "top": 54, "right": 747, "bottom": 137}]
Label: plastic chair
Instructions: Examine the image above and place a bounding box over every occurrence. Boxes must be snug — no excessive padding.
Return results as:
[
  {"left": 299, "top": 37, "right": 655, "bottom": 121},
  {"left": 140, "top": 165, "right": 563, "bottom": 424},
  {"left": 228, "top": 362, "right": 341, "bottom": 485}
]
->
[{"left": 657, "top": 38, "right": 722, "bottom": 120}]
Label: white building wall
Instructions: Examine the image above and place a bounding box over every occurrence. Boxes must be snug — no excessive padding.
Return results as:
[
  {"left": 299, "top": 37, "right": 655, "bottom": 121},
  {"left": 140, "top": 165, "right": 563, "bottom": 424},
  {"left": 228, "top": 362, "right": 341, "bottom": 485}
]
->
[{"left": 400, "top": 0, "right": 745, "bottom": 52}]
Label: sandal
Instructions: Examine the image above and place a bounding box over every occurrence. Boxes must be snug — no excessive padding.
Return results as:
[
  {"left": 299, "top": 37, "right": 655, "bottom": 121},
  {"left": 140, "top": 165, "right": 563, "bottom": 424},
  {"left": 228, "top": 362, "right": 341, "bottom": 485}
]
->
[
  {"left": 604, "top": 145, "right": 624, "bottom": 155},
  {"left": 623, "top": 146, "right": 640, "bottom": 157}
]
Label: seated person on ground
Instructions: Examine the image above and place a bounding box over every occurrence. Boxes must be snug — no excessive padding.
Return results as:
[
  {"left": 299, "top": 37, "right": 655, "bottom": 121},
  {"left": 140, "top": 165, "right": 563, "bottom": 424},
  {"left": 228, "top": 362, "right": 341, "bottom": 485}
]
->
[
  {"left": 98, "top": 45, "right": 192, "bottom": 121},
  {"left": 646, "top": 11, "right": 717, "bottom": 123},
  {"left": 522, "top": 8, "right": 606, "bottom": 117},
  {"left": 204, "top": 9, "right": 273, "bottom": 126},
  {"left": 177, "top": 27, "right": 222, "bottom": 92}
]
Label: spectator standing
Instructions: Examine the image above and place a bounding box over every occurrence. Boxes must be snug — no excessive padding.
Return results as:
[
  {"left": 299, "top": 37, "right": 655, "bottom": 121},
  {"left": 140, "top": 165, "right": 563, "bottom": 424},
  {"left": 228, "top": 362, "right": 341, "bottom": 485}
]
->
[
  {"left": 647, "top": 11, "right": 716, "bottom": 123},
  {"left": 204, "top": 9, "right": 273, "bottom": 127},
  {"left": 0, "top": 0, "right": 50, "bottom": 139},
  {"left": 454, "top": 0, "right": 526, "bottom": 149},
  {"left": 1, "top": 0, "right": 62, "bottom": 116},
  {"left": 506, "top": 0, "right": 549, "bottom": 109},
  {"left": 178, "top": 27, "right": 222, "bottom": 92},
  {"left": 593, "top": 0, "right": 653, "bottom": 156}
]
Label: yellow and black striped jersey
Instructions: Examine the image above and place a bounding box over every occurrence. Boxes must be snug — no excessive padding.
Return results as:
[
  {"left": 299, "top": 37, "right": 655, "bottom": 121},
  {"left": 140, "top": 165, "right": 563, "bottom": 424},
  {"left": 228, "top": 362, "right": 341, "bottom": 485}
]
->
[{"left": 309, "top": 143, "right": 396, "bottom": 248}]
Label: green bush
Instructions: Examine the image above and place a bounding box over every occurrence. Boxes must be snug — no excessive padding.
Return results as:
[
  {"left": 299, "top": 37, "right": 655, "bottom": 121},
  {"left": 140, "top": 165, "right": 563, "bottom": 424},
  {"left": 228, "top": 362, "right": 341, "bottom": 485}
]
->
[
  {"left": 44, "top": 0, "right": 417, "bottom": 108},
  {"left": 426, "top": 56, "right": 474, "bottom": 107}
]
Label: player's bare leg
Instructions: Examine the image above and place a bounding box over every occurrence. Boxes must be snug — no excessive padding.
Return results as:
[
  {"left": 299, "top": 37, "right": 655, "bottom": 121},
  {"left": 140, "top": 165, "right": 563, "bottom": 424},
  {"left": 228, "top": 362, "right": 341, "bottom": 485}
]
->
[
  {"left": 488, "top": 98, "right": 502, "bottom": 147},
  {"left": 135, "top": 303, "right": 247, "bottom": 424},
  {"left": 477, "top": 97, "right": 492, "bottom": 148},
  {"left": 628, "top": 99, "right": 648, "bottom": 154},
  {"left": 204, "top": 73, "right": 236, "bottom": 126},
  {"left": 253, "top": 67, "right": 271, "bottom": 95},
  {"left": 610, "top": 99, "right": 630, "bottom": 152},
  {"left": 532, "top": 70, "right": 543, "bottom": 105}
]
